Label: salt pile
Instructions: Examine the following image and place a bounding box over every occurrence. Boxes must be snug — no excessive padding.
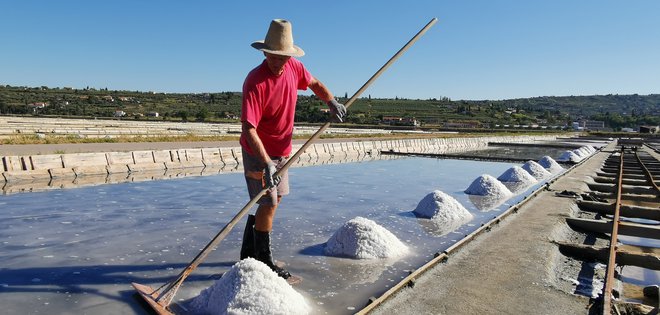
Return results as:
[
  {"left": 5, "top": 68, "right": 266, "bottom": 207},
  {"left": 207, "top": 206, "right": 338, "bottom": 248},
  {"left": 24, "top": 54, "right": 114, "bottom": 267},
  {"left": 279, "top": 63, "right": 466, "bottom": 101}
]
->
[
  {"left": 538, "top": 156, "right": 564, "bottom": 174},
  {"left": 413, "top": 190, "right": 473, "bottom": 235},
  {"left": 521, "top": 160, "right": 552, "bottom": 180},
  {"left": 187, "top": 258, "right": 310, "bottom": 315},
  {"left": 497, "top": 166, "right": 538, "bottom": 184},
  {"left": 557, "top": 150, "right": 582, "bottom": 163},
  {"left": 573, "top": 147, "right": 589, "bottom": 158},
  {"left": 464, "top": 174, "right": 512, "bottom": 199},
  {"left": 558, "top": 146, "right": 596, "bottom": 163},
  {"left": 324, "top": 216, "right": 409, "bottom": 259}
]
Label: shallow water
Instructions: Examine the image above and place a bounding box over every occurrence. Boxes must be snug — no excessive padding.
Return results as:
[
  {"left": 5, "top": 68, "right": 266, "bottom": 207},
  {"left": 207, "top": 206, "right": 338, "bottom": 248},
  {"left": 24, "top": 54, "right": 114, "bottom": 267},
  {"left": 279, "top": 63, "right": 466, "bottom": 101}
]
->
[
  {"left": 456, "top": 146, "right": 572, "bottom": 162},
  {"left": 1, "top": 156, "right": 559, "bottom": 314}
]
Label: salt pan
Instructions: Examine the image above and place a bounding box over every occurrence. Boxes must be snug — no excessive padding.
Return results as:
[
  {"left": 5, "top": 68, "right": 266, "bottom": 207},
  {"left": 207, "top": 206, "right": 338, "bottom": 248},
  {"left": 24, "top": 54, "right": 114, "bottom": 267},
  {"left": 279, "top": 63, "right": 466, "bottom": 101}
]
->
[
  {"left": 521, "top": 160, "right": 552, "bottom": 180},
  {"left": 464, "top": 174, "right": 512, "bottom": 199},
  {"left": 324, "top": 217, "right": 409, "bottom": 259},
  {"left": 497, "top": 166, "right": 537, "bottom": 184},
  {"left": 187, "top": 258, "right": 310, "bottom": 315},
  {"left": 413, "top": 190, "right": 473, "bottom": 235},
  {"left": 538, "top": 156, "right": 564, "bottom": 174}
]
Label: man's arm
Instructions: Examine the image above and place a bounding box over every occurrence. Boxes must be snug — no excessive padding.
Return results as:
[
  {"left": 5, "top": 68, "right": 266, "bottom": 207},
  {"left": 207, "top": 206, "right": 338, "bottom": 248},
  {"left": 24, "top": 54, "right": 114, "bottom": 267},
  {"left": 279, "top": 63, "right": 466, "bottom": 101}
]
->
[
  {"left": 241, "top": 121, "right": 270, "bottom": 165},
  {"left": 242, "top": 121, "right": 280, "bottom": 188},
  {"left": 308, "top": 78, "right": 346, "bottom": 122},
  {"left": 308, "top": 78, "right": 334, "bottom": 102}
]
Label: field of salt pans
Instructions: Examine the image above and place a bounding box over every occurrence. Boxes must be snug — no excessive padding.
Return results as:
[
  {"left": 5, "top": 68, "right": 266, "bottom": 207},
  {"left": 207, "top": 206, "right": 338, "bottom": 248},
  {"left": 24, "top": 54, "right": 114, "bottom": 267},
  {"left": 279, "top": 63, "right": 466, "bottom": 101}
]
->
[{"left": 0, "top": 147, "right": 589, "bottom": 314}]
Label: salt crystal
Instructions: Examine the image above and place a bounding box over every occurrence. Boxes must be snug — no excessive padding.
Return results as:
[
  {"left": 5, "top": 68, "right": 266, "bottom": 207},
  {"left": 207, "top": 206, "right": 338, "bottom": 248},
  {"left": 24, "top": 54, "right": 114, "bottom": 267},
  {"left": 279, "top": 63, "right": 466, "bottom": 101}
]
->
[
  {"left": 557, "top": 150, "right": 582, "bottom": 163},
  {"left": 538, "top": 156, "right": 564, "bottom": 174},
  {"left": 497, "top": 166, "right": 538, "bottom": 184},
  {"left": 324, "top": 217, "right": 409, "bottom": 259},
  {"left": 521, "top": 160, "right": 552, "bottom": 180},
  {"left": 573, "top": 148, "right": 589, "bottom": 158},
  {"left": 464, "top": 174, "right": 512, "bottom": 198},
  {"left": 186, "top": 258, "right": 310, "bottom": 315},
  {"left": 413, "top": 191, "right": 473, "bottom": 235}
]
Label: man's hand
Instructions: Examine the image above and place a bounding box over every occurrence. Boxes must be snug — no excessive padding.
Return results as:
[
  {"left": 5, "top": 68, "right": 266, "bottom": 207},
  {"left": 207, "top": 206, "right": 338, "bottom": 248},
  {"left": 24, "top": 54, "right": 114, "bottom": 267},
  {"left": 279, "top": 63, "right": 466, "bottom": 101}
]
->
[
  {"left": 327, "top": 99, "right": 346, "bottom": 122},
  {"left": 264, "top": 161, "right": 281, "bottom": 188}
]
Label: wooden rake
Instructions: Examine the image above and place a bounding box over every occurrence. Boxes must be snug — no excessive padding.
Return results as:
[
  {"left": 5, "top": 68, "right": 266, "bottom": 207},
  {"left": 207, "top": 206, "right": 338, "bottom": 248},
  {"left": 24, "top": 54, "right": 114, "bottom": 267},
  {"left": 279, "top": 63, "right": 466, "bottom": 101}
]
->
[{"left": 132, "top": 17, "right": 437, "bottom": 315}]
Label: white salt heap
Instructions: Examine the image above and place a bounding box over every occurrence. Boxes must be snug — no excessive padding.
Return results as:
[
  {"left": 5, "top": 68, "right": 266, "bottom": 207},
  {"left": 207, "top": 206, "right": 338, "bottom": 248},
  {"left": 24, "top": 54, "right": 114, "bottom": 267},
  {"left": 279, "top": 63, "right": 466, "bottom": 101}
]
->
[
  {"left": 557, "top": 150, "right": 582, "bottom": 163},
  {"left": 573, "top": 147, "right": 589, "bottom": 158},
  {"left": 558, "top": 146, "right": 596, "bottom": 163},
  {"left": 464, "top": 174, "right": 512, "bottom": 199},
  {"left": 187, "top": 258, "right": 310, "bottom": 315},
  {"left": 325, "top": 216, "right": 409, "bottom": 259},
  {"left": 497, "top": 166, "right": 538, "bottom": 184},
  {"left": 521, "top": 160, "right": 552, "bottom": 180},
  {"left": 413, "top": 190, "right": 473, "bottom": 234},
  {"left": 538, "top": 156, "right": 564, "bottom": 174}
]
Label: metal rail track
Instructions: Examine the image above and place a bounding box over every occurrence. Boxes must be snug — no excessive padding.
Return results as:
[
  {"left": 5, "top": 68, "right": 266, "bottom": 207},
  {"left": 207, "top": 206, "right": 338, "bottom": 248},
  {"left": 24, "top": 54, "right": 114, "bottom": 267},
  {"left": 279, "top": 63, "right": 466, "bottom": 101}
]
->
[{"left": 563, "top": 144, "right": 660, "bottom": 313}]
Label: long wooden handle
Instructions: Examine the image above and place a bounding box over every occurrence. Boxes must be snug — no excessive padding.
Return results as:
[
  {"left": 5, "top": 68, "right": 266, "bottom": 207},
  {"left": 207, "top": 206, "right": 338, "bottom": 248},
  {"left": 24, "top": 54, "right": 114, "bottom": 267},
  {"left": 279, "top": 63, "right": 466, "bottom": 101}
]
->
[{"left": 156, "top": 17, "right": 438, "bottom": 305}]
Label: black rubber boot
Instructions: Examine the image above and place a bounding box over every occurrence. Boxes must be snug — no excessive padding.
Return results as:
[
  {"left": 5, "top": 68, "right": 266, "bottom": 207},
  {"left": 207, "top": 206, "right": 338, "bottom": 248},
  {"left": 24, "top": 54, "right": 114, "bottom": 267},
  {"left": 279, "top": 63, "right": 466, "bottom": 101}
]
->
[
  {"left": 240, "top": 215, "right": 256, "bottom": 260},
  {"left": 253, "top": 230, "right": 291, "bottom": 279}
]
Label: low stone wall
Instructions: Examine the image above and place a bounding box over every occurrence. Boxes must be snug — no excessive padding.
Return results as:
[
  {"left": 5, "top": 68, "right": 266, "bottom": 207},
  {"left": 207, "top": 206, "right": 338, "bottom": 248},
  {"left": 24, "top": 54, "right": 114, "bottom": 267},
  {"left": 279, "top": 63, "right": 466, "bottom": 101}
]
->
[
  {"left": 1, "top": 135, "right": 556, "bottom": 186},
  {"left": 0, "top": 116, "right": 392, "bottom": 139}
]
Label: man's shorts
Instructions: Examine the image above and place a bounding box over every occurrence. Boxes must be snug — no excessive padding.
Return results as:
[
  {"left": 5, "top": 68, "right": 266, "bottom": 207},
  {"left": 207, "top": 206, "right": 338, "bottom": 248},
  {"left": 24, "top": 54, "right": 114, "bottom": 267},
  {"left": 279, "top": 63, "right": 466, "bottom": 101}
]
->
[{"left": 242, "top": 150, "right": 290, "bottom": 206}]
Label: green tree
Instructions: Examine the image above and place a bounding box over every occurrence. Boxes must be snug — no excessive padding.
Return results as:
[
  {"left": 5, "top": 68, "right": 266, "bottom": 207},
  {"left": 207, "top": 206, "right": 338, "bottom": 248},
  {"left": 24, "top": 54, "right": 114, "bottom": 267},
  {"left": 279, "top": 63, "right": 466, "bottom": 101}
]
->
[
  {"left": 176, "top": 110, "right": 189, "bottom": 121},
  {"left": 196, "top": 108, "right": 209, "bottom": 122}
]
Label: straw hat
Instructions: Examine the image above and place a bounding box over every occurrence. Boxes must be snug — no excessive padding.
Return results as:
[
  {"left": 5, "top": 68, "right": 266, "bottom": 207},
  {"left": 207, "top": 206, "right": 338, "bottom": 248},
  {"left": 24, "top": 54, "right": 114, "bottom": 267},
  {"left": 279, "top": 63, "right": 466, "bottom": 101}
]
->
[{"left": 251, "top": 19, "right": 305, "bottom": 57}]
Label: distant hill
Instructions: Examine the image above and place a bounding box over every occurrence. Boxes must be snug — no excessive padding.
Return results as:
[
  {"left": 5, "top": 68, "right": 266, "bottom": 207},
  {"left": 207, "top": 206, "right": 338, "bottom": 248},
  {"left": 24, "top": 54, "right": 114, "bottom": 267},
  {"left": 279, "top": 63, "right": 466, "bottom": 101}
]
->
[{"left": 1, "top": 84, "right": 658, "bottom": 130}]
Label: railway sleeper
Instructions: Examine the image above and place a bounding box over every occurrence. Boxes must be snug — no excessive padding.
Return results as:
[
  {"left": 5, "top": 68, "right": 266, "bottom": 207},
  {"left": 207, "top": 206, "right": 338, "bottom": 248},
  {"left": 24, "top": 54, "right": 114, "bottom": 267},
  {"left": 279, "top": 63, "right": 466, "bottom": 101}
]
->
[
  {"left": 576, "top": 200, "right": 660, "bottom": 221},
  {"left": 587, "top": 182, "right": 659, "bottom": 196},
  {"left": 554, "top": 241, "right": 660, "bottom": 270},
  {"left": 592, "top": 176, "right": 650, "bottom": 186},
  {"left": 566, "top": 217, "right": 660, "bottom": 240},
  {"left": 596, "top": 172, "right": 649, "bottom": 180}
]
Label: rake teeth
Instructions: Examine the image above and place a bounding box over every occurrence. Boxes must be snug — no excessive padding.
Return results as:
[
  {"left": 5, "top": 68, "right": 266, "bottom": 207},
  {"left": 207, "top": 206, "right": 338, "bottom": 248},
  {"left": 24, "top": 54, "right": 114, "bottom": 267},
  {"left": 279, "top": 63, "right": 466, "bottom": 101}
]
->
[{"left": 132, "top": 282, "right": 175, "bottom": 315}]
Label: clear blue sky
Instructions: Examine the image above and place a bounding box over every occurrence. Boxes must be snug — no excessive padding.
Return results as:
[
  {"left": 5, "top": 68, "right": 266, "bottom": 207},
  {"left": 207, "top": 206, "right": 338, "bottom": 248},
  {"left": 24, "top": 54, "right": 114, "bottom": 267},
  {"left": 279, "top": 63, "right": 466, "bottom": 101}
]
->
[{"left": 2, "top": 1, "right": 659, "bottom": 100}]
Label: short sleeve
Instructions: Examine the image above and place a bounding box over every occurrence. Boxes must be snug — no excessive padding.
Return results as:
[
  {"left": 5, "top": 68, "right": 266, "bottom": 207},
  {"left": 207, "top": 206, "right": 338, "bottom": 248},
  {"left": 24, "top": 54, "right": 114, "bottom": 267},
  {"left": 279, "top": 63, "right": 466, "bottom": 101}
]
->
[
  {"left": 291, "top": 58, "right": 313, "bottom": 90},
  {"left": 241, "top": 81, "right": 262, "bottom": 128}
]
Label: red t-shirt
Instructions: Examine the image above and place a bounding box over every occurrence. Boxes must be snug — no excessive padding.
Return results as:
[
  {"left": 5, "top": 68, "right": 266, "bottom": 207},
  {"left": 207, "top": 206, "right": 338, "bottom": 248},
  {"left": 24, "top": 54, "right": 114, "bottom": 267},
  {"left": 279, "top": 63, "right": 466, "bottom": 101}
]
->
[{"left": 240, "top": 58, "right": 313, "bottom": 157}]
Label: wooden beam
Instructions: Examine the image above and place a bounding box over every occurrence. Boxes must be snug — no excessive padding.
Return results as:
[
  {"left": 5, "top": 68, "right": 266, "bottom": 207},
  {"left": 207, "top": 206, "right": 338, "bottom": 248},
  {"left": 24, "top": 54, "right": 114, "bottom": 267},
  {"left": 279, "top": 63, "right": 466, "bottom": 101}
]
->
[
  {"left": 566, "top": 217, "right": 660, "bottom": 239},
  {"left": 576, "top": 200, "right": 660, "bottom": 221},
  {"left": 554, "top": 241, "right": 660, "bottom": 270}
]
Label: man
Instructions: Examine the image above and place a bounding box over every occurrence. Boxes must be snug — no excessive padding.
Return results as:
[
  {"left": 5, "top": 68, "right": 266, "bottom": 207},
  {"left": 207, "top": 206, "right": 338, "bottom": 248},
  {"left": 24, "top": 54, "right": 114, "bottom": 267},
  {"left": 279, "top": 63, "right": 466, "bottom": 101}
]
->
[{"left": 239, "top": 19, "right": 346, "bottom": 279}]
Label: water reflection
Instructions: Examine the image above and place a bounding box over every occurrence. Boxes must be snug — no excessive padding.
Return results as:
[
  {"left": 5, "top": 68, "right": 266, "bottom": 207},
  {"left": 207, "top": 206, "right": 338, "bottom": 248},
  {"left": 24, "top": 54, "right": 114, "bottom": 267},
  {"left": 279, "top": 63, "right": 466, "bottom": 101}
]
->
[
  {"left": 467, "top": 194, "right": 509, "bottom": 211},
  {"left": 501, "top": 181, "right": 534, "bottom": 194},
  {"left": 325, "top": 256, "right": 395, "bottom": 285},
  {"left": 1, "top": 152, "right": 392, "bottom": 195},
  {"left": 414, "top": 215, "right": 471, "bottom": 237}
]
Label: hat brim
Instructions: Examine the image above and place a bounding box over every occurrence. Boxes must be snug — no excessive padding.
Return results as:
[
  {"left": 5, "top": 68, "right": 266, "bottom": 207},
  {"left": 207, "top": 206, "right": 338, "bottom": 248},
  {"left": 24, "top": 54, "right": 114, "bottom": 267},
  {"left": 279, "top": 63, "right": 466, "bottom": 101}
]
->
[{"left": 251, "top": 41, "right": 305, "bottom": 57}]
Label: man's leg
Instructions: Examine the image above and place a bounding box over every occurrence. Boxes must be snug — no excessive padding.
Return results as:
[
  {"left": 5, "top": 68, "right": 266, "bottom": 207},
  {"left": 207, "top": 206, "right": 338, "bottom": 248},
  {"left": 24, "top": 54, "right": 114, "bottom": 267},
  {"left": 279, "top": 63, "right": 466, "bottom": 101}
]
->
[
  {"left": 239, "top": 214, "right": 256, "bottom": 260},
  {"left": 254, "top": 196, "right": 281, "bottom": 232},
  {"left": 241, "top": 151, "right": 291, "bottom": 278},
  {"left": 253, "top": 197, "right": 291, "bottom": 279}
]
